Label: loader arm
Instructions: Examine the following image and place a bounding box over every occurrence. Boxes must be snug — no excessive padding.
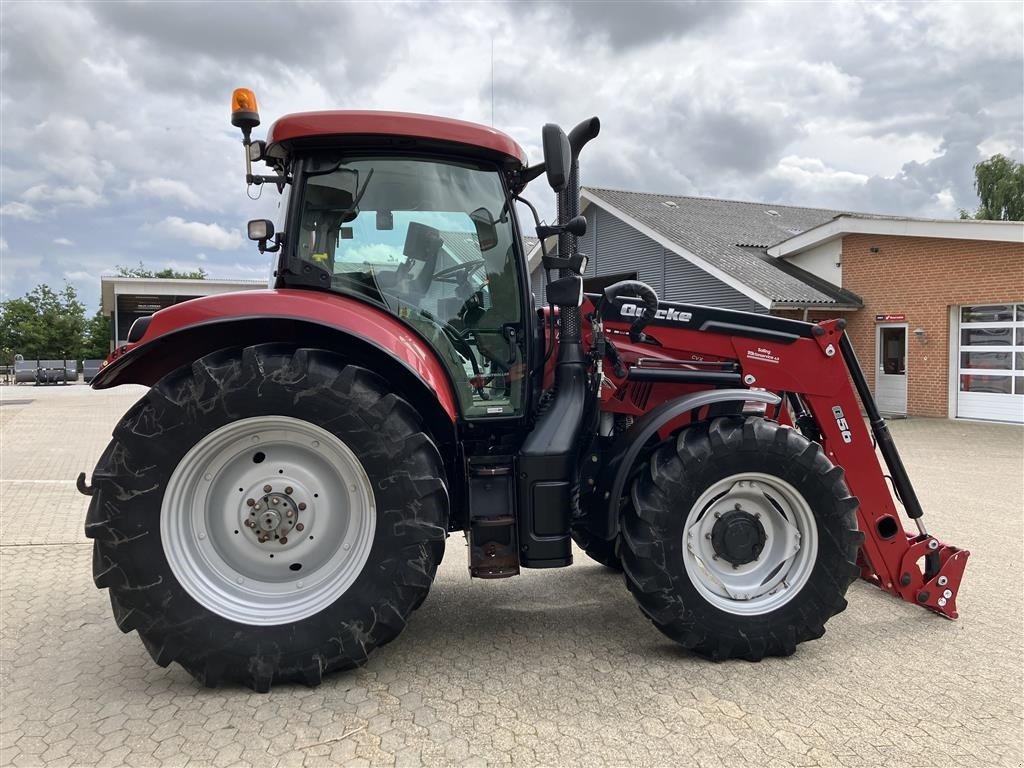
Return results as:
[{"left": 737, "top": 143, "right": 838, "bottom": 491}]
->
[{"left": 593, "top": 298, "right": 969, "bottom": 619}]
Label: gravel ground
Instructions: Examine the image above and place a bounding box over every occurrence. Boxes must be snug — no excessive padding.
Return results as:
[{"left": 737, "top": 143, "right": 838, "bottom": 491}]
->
[{"left": 1, "top": 383, "right": 1021, "bottom": 767}]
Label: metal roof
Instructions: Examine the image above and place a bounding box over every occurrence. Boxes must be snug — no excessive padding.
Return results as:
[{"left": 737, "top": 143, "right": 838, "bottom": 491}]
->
[{"left": 583, "top": 187, "right": 862, "bottom": 307}]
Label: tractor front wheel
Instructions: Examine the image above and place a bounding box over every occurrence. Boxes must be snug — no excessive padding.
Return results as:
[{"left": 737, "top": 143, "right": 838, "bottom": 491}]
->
[
  {"left": 85, "top": 345, "right": 448, "bottom": 691},
  {"left": 621, "top": 416, "right": 862, "bottom": 660}
]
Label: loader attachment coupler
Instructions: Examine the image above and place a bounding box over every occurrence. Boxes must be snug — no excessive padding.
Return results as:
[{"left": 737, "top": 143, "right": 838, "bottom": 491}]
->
[{"left": 816, "top": 321, "right": 970, "bottom": 618}]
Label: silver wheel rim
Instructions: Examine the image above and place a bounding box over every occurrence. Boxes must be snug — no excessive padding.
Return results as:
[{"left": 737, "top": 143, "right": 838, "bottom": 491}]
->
[
  {"left": 682, "top": 472, "right": 818, "bottom": 616},
  {"left": 161, "top": 415, "right": 376, "bottom": 626}
]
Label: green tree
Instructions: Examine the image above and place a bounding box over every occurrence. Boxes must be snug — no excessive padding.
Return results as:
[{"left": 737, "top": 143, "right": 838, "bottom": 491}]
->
[
  {"left": 116, "top": 261, "right": 207, "bottom": 279},
  {"left": 0, "top": 283, "right": 86, "bottom": 363},
  {"left": 81, "top": 310, "right": 112, "bottom": 360},
  {"left": 967, "top": 154, "right": 1024, "bottom": 221}
]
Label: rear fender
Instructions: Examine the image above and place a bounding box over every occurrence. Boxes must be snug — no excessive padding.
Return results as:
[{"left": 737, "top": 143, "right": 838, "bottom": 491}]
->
[{"left": 92, "top": 288, "right": 459, "bottom": 447}]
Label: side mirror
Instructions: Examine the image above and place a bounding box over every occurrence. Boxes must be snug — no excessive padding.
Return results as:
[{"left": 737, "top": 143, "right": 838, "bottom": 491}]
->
[
  {"left": 564, "top": 215, "right": 587, "bottom": 237},
  {"left": 541, "top": 123, "right": 571, "bottom": 193},
  {"left": 470, "top": 207, "right": 498, "bottom": 252},
  {"left": 248, "top": 219, "right": 274, "bottom": 241}
]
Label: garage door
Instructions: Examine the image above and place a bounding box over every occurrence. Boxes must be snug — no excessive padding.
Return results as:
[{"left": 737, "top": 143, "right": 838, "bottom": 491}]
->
[{"left": 956, "top": 303, "right": 1024, "bottom": 423}]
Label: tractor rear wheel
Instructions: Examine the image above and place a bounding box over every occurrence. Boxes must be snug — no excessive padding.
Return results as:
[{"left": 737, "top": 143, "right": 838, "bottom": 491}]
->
[
  {"left": 85, "top": 345, "right": 447, "bottom": 691},
  {"left": 620, "top": 416, "right": 862, "bottom": 660}
]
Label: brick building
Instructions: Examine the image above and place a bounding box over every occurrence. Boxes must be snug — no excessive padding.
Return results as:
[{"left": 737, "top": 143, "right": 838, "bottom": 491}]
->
[{"left": 528, "top": 189, "right": 1024, "bottom": 423}]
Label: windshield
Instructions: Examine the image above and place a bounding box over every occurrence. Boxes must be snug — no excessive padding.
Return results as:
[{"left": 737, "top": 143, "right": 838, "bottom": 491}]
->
[{"left": 295, "top": 155, "right": 526, "bottom": 419}]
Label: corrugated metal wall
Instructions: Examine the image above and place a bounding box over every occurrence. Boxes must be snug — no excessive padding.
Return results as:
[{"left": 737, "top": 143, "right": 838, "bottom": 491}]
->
[
  {"left": 662, "top": 254, "right": 764, "bottom": 312},
  {"left": 527, "top": 205, "right": 765, "bottom": 313},
  {"left": 587, "top": 205, "right": 765, "bottom": 313}
]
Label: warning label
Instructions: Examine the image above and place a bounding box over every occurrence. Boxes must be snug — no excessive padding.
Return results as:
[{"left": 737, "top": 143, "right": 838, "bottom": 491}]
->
[{"left": 746, "top": 347, "right": 780, "bottom": 365}]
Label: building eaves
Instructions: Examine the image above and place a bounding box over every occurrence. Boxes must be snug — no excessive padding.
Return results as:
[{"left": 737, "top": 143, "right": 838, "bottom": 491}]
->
[{"left": 767, "top": 214, "right": 1024, "bottom": 256}]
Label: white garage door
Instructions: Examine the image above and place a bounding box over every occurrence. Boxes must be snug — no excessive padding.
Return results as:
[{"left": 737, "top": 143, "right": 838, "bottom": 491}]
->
[{"left": 956, "top": 303, "right": 1024, "bottom": 423}]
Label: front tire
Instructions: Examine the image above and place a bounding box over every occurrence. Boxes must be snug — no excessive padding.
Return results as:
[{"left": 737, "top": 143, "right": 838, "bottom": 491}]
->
[
  {"left": 621, "top": 417, "right": 862, "bottom": 661},
  {"left": 570, "top": 526, "right": 622, "bottom": 570},
  {"left": 85, "top": 345, "right": 448, "bottom": 691}
]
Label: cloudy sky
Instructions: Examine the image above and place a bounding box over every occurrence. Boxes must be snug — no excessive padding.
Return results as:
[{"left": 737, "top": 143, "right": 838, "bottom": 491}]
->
[{"left": 1, "top": 1, "right": 1021, "bottom": 309}]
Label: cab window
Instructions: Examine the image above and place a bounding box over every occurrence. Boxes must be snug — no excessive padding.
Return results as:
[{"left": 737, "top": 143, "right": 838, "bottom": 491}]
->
[{"left": 295, "top": 156, "right": 525, "bottom": 418}]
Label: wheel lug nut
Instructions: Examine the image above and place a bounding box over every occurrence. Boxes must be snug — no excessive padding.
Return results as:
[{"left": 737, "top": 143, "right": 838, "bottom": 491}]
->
[
  {"left": 298, "top": 502, "right": 306, "bottom": 511},
  {"left": 263, "top": 485, "right": 272, "bottom": 493},
  {"left": 296, "top": 523, "right": 304, "bottom": 531},
  {"left": 286, "top": 510, "right": 293, "bottom": 517},
  {"left": 246, "top": 498, "right": 256, "bottom": 507},
  {"left": 285, "top": 486, "right": 293, "bottom": 495},
  {"left": 279, "top": 537, "right": 288, "bottom": 545},
  {"left": 271, "top": 498, "right": 279, "bottom": 505}
]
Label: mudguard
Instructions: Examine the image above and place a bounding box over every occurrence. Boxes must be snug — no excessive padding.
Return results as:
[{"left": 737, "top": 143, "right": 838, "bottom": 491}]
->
[
  {"left": 93, "top": 289, "right": 460, "bottom": 424},
  {"left": 597, "top": 388, "right": 781, "bottom": 540}
]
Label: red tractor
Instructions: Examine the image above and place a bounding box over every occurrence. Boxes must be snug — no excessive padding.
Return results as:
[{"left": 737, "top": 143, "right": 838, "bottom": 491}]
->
[{"left": 79, "top": 90, "right": 968, "bottom": 691}]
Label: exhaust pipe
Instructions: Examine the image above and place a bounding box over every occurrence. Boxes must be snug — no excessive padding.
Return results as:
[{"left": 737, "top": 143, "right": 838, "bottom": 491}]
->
[{"left": 517, "top": 117, "right": 600, "bottom": 569}]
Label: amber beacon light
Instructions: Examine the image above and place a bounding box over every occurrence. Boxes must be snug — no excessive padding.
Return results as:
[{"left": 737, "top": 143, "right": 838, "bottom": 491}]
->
[{"left": 231, "top": 88, "right": 260, "bottom": 139}]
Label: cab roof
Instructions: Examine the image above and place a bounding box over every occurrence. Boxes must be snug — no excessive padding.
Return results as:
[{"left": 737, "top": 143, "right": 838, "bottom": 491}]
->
[{"left": 266, "top": 110, "right": 528, "bottom": 167}]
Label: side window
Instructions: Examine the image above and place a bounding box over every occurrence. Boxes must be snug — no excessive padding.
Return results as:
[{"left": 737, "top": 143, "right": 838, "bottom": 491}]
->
[{"left": 296, "top": 157, "right": 526, "bottom": 418}]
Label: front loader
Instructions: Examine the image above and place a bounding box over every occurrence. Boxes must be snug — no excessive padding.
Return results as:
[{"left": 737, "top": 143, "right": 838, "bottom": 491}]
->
[{"left": 79, "top": 90, "right": 968, "bottom": 691}]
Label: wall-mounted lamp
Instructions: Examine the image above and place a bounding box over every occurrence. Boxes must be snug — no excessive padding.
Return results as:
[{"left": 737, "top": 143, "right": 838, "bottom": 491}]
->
[{"left": 913, "top": 327, "right": 927, "bottom": 344}]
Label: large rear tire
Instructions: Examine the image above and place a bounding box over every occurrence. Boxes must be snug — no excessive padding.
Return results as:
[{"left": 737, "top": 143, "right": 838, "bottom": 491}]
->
[
  {"left": 621, "top": 416, "right": 862, "bottom": 661},
  {"left": 85, "top": 345, "right": 448, "bottom": 691}
]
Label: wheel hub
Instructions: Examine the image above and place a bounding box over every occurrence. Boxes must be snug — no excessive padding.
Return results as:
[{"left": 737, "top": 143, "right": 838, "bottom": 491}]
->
[
  {"left": 246, "top": 489, "right": 302, "bottom": 544},
  {"left": 711, "top": 508, "right": 767, "bottom": 566}
]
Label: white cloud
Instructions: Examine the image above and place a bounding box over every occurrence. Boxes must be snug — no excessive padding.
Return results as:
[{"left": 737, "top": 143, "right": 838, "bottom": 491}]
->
[
  {"left": 53, "top": 237, "right": 74, "bottom": 246},
  {"left": 22, "top": 184, "right": 105, "bottom": 208},
  {"left": 0, "top": 0, "right": 1020, "bottom": 305},
  {"left": 63, "top": 270, "right": 93, "bottom": 282},
  {"left": 129, "top": 177, "right": 205, "bottom": 209},
  {"left": 0, "top": 237, "right": 8, "bottom": 252},
  {"left": 0, "top": 201, "right": 41, "bottom": 220},
  {"left": 154, "top": 216, "right": 243, "bottom": 250}
]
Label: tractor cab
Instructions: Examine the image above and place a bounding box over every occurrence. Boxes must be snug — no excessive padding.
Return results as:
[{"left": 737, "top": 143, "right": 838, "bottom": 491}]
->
[
  {"left": 290, "top": 155, "right": 528, "bottom": 418},
  {"left": 244, "top": 104, "right": 539, "bottom": 420}
]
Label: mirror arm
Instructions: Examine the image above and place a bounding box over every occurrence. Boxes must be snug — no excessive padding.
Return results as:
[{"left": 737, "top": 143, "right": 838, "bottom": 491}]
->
[
  {"left": 258, "top": 232, "right": 283, "bottom": 254},
  {"left": 521, "top": 163, "right": 546, "bottom": 185},
  {"left": 247, "top": 173, "right": 291, "bottom": 186}
]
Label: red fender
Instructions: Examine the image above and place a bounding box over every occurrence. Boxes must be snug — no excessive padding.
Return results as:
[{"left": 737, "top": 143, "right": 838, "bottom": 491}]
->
[{"left": 93, "top": 289, "right": 460, "bottom": 422}]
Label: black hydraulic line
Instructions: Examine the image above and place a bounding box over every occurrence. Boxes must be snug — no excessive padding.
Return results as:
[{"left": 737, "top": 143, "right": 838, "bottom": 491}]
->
[{"left": 839, "top": 334, "right": 927, "bottom": 528}]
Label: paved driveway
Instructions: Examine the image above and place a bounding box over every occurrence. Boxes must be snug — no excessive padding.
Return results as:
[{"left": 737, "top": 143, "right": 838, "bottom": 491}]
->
[{"left": 1, "top": 384, "right": 1022, "bottom": 767}]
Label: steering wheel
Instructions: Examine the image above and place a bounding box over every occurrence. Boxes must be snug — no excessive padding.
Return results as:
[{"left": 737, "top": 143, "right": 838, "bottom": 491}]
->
[{"left": 432, "top": 259, "right": 486, "bottom": 283}]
